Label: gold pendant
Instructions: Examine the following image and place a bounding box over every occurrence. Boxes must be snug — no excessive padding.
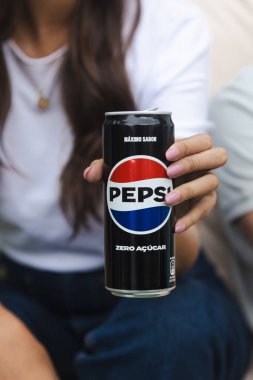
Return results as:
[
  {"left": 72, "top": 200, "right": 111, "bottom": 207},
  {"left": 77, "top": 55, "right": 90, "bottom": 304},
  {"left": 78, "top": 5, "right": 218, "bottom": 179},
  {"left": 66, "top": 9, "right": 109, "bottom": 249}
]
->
[{"left": 37, "top": 96, "right": 49, "bottom": 110}]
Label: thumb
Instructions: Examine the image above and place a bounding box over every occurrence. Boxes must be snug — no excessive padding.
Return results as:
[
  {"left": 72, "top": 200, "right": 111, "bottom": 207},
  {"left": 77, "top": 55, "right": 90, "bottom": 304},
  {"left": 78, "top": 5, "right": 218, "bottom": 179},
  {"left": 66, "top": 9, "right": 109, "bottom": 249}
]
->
[{"left": 83, "top": 159, "right": 103, "bottom": 183}]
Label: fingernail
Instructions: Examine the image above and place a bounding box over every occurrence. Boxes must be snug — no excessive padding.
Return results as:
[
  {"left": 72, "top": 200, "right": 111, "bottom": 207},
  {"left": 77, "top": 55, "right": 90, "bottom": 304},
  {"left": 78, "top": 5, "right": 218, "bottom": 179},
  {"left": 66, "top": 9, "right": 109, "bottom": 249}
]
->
[
  {"left": 166, "top": 147, "right": 180, "bottom": 161},
  {"left": 83, "top": 166, "right": 92, "bottom": 180},
  {"left": 165, "top": 191, "right": 181, "bottom": 204},
  {"left": 175, "top": 223, "right": 186, "bottom": 233},
  {"left": 167, "top": 164, "right": 183, "bottom": 177}
]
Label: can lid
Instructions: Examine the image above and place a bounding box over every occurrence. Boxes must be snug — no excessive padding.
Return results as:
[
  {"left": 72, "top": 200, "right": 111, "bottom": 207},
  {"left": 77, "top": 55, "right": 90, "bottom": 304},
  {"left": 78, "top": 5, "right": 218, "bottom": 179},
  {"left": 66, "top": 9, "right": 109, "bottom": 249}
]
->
[{"left": 105, "top": 109, "right": 172, "bottom": 116}]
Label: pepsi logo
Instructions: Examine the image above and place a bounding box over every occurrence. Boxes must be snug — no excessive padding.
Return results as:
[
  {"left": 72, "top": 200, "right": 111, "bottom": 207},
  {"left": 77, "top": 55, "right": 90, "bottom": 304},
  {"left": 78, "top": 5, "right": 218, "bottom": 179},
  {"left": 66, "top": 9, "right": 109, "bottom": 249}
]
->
[{"left": 107, "top": 155, "right": 173, "bottom": 234}]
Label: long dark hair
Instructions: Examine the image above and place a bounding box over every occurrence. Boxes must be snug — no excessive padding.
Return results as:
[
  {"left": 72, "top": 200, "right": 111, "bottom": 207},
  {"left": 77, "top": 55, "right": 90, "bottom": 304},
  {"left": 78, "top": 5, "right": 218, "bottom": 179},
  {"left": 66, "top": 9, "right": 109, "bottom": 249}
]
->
[{"left": 0, "top": 0, "right": 141, "bottom": 234}]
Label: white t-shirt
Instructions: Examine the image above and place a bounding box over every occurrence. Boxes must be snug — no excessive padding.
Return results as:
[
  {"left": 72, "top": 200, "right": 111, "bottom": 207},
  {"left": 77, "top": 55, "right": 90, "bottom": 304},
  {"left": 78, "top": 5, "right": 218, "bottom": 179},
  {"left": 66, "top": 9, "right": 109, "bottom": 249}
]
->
[{"left": 0, "top": 0, "right": 211, "bottom": 272}]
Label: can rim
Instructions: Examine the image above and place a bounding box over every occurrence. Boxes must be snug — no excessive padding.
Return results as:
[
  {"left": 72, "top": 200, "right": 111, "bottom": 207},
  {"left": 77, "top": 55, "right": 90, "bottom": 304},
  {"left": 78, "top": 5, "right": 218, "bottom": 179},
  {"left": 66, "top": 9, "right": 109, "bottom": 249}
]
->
[{"left": 105, "top": 110, "right": 172, "bottom": 116}]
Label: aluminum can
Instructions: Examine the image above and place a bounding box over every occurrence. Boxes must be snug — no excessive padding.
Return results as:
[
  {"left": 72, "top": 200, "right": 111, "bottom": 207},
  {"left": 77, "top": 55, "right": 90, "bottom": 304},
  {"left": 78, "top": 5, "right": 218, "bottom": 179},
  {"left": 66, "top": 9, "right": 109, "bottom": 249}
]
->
[{"left": 103, "top": 111, "right": 175, "bottom": 298}]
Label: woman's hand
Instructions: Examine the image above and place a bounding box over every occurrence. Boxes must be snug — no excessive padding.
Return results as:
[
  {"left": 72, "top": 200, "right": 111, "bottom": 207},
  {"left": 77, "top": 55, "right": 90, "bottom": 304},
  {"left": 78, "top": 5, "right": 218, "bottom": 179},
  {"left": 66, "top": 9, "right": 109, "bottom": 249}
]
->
[
  {"left": 164, "top": 134, "right": 227, "bottom": 233},
  {"left": 83, "top": 134, "right": 227, "bottom": 233}
]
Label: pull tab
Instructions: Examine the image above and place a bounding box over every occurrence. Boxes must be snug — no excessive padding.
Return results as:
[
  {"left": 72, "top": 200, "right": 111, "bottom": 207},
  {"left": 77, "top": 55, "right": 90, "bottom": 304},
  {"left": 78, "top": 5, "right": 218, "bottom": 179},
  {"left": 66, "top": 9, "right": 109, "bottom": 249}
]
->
[{"left": 144, "top": 108, "right": 159, "bottom": 112}]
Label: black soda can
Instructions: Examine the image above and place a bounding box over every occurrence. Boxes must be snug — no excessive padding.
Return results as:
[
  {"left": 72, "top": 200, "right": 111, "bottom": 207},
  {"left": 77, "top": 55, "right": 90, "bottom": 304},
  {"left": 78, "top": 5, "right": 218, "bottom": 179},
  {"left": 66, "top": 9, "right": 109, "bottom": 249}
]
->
[{"left": 103, "top": 111, "right": 175, "bottom": 298}]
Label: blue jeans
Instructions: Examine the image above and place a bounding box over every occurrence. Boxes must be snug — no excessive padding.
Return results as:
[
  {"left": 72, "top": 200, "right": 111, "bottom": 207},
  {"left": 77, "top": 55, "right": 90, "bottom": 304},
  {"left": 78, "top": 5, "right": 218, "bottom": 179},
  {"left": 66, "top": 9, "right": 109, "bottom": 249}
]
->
[{"left": 0, "top": 252, "right": 251, "bottom": 380}]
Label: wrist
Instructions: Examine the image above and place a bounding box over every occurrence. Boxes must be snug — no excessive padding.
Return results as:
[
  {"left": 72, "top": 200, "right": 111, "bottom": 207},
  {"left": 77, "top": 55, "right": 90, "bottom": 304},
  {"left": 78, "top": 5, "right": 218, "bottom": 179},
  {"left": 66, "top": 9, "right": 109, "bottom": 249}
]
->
[{"left": 175, "top": 225, "right": 200, "bottom": 275}]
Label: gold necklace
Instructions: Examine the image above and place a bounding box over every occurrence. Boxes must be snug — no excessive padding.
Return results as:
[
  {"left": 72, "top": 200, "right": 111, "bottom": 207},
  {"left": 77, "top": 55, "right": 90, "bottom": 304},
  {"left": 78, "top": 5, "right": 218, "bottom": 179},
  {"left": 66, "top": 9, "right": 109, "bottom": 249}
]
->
[
  {"left": 36, "top": 55, "right": 66, "bottom": 110},
  {"left": 8, "top": 40, "right": 67, "bottom": 111},
  {"left": 38, "top": 91, "right": 49, "bottom": 110}
]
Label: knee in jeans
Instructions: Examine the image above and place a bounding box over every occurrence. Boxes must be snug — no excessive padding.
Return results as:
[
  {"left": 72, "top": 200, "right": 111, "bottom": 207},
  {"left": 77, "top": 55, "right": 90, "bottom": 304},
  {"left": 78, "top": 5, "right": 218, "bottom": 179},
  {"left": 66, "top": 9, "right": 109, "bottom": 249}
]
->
[{"left": 142, "top": 312, "right": 216, "bottom": 360}]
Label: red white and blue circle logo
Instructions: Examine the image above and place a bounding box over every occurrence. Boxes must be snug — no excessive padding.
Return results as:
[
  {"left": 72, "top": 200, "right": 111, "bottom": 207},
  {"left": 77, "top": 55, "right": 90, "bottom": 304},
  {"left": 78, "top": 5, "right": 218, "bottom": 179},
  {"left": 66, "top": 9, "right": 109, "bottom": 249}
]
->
[{"left": 107, "top": 155, "right": 173, "bottom": 234}]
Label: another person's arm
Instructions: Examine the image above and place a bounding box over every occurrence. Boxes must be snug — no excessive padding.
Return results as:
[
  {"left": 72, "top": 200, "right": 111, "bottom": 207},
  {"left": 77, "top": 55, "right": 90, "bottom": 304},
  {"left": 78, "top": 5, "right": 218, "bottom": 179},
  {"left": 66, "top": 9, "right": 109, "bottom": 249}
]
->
[
  {"left": 0, "top": 305, "right": 59, "bottom": 380},
  {"left": 211, "top": 67, "right": 253, "bottom": 249}
]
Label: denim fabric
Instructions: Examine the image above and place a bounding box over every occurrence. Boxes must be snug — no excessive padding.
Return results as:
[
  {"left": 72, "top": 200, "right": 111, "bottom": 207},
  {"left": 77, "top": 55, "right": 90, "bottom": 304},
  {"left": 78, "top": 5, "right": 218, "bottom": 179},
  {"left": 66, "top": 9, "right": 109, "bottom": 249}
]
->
[{"left": 0, "top": 253, "right": 251, "bottom": 380}]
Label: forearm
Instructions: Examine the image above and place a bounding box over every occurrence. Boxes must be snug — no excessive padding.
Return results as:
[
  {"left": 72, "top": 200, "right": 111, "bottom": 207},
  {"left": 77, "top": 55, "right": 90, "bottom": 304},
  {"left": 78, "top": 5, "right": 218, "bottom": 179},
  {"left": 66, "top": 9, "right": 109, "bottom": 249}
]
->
[
  {"left": 236, "top": 211, "right": 253, "bottom": 246},
  {"left": 0, "top": 306, "right": 59, "bottom": 380},
  {"left": 176, "top": 224, "right": 200, "bottom": 275}
]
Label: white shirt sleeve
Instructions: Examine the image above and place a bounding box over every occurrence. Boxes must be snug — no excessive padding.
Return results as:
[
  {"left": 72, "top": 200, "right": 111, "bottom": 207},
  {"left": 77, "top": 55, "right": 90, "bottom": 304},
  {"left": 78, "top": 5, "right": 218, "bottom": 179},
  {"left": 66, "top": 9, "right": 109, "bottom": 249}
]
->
[{"left": 126, "top": 0, "right": 212, "bottom": 139}]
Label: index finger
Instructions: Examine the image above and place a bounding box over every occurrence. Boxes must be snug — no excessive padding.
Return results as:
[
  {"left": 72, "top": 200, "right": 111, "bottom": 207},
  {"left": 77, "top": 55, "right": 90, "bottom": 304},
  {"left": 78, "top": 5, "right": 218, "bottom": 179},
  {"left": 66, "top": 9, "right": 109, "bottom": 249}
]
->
[{"left": 166, "top": 134, "right": 213, "bottom": 162}]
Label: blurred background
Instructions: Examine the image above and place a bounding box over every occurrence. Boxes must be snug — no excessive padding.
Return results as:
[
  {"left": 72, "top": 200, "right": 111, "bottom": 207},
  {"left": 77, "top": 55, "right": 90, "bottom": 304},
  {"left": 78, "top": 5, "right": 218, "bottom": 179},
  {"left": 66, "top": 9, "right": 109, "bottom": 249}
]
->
[{"left": 191, "top": 0, "right": 253, "bottom": 95}]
